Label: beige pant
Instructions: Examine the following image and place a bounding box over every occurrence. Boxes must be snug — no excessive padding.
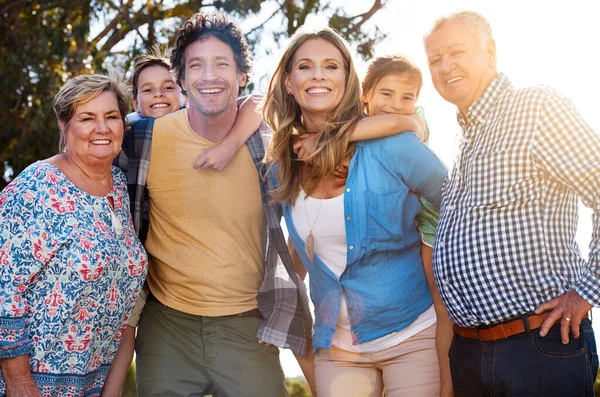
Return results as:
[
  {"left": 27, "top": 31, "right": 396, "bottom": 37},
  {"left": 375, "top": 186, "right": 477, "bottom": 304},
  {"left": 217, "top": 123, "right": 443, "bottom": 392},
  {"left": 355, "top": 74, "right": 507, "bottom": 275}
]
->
[{"left": 315, "top": 325, "right": 440, "bottom": 397}]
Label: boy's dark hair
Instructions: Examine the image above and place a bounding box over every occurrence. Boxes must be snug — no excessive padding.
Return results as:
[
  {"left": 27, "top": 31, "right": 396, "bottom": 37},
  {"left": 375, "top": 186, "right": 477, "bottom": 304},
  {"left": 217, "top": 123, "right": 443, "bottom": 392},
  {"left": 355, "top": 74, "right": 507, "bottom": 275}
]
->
[
  {"left": 130, "top": 47, "right": 172, "bottom": 98},
  {"left": 171, "top": 11, "right": 252, "bottom": 95},
  {"left": 362, "top": 54, "right": 423, "bottom": 98}
]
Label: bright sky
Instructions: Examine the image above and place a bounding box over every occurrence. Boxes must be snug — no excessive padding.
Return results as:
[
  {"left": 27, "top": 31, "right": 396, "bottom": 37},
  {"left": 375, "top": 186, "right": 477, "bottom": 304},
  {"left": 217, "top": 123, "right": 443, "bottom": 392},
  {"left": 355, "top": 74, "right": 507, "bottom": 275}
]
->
[{"left": 268, "top": 0, "right": 600, "bottom": 377}]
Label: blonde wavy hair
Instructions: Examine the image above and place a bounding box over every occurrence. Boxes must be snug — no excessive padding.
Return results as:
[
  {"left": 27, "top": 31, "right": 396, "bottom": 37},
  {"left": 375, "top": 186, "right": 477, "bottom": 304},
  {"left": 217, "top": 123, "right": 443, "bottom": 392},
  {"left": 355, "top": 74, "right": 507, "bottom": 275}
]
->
[{"left": 262, "top": 26, "right": 362, "bottom": 204}]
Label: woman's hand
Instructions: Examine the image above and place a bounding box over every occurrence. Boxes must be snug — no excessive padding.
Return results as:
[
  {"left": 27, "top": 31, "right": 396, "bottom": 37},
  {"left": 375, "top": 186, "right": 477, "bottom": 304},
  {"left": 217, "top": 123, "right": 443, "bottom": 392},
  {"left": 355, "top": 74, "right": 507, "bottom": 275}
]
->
[
  {"left": 1, "top": 355, "right": 41, "bottom": 397},
  {"left": 6, "top": 378, "right": 42, "bottom": 397}
]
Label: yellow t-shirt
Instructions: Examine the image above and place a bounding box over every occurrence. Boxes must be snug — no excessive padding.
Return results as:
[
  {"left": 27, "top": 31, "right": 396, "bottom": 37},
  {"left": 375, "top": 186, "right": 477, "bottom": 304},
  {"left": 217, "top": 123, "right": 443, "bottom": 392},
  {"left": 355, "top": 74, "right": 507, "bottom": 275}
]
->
[{"left": 144, "top": 109, "right": 266, "bottom": 316}]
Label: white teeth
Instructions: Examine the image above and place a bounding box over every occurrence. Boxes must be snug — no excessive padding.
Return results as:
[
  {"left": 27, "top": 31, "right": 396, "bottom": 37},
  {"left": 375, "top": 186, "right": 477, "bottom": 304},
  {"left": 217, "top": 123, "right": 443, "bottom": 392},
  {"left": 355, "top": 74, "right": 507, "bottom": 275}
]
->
[
  {"left": 200, "top": 88, "right": 223, "bottom": 94},
  {"left": 447, "top": 77, "right": 462, "bottom": 84},
  {"left": 91, "top": 140, "right": 110, "bottom": 145},
  {"left": 307, "top": 88, "right": 330, "bottom": 94},
  {"left": 151, "top": 103, "right": 169, "bottom": 108}
]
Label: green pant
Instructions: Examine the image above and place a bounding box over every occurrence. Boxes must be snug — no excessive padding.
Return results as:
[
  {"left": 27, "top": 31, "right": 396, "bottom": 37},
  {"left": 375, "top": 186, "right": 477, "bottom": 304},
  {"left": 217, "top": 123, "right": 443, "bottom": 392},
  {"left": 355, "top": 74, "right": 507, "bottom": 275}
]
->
[{"left": 135, "top": 299, "right": 288, "bottom": 397}]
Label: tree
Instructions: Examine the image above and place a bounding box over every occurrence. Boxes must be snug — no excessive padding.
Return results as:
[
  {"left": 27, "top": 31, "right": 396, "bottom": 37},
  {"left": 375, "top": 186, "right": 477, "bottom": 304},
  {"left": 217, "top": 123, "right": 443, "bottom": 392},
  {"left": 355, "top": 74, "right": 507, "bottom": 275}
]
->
[{"left": 0, "top": 0, "right": 386, "bottom": 185}]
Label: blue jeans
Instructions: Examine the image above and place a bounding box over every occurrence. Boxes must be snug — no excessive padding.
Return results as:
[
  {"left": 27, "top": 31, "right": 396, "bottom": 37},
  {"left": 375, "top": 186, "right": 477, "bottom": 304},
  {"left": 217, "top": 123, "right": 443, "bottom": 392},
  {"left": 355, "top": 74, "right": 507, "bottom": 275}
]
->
[{"left": 449, "top": 319, "right": 598, "bottom": 397}]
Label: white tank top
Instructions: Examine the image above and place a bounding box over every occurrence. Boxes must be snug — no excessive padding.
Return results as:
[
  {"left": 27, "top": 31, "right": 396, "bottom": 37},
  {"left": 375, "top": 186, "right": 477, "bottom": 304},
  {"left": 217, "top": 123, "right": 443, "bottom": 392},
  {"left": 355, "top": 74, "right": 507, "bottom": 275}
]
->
[{"left": 291, "top": 189, "right": 436, "bottom": 353}]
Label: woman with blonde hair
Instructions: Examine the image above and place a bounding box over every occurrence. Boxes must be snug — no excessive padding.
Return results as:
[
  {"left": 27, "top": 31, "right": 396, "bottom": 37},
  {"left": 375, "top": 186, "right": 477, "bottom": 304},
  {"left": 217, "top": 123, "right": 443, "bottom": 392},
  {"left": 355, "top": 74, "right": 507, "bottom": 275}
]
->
[
  {"left": 263, "top": 26, "right": 448, "bottom": 396},
  {"left": 0, "top": 74, "right": 147, "bottom": 396}
]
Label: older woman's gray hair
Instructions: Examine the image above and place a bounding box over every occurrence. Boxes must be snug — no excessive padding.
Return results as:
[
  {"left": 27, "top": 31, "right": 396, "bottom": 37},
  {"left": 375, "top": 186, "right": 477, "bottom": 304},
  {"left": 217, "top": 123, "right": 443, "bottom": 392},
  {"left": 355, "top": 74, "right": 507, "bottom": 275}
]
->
[{"left": 53, "top": 73, "right": 130, "bottom": 152}]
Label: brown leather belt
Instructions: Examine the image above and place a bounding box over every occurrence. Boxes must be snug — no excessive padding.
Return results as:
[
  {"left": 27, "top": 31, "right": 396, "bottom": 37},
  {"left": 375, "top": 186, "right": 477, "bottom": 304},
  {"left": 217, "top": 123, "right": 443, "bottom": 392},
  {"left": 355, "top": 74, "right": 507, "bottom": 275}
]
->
[{"left": 454, "top": 312, "right": 554, "bottom": 341}]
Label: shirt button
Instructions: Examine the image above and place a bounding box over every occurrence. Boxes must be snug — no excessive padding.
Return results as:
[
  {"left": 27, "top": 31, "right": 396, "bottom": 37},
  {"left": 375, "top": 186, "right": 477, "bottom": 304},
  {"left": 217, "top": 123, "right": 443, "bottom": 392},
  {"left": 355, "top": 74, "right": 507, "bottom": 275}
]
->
[
  {"left": 443, "top": 278, "right": 450, "bottom": 285},
  {"left": 354, "top": 331, "right": 358, "bottom": 336},
  {"left": 447, "top": 205, "right": 455, "bottom": 211},
  {"left": 439, "top": 240, "right": 445, "bottom": 247},
  {"left": 346, "top": 188, "right": 351, "bottom": 192},
  {"left": 348, "top": 307, "right": 353, "bottom": 312},
  {"left": 349, "top": 245, "right": 354, "bottom": 250},
  {"left": 346, "top": 216, "right": 351, "bottom": 220}
]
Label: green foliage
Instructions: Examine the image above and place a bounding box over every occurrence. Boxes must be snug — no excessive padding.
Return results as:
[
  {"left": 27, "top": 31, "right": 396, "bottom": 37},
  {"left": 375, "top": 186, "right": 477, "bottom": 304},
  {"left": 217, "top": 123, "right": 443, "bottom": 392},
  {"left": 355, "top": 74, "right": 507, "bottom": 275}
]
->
[
  {"left": 0, "top": 0, "right": 385, "bottom": 185},
  {"left": 286, "top": 377, "right": 312, "bottom": 397},
  {"left": 121, "top": 361, "right": 137, "bottom": 397}
]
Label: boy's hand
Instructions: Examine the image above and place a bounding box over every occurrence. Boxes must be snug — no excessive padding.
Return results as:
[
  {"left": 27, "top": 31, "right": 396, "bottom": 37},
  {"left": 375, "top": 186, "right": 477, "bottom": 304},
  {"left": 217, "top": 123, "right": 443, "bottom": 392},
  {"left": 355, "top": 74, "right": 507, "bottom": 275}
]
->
[
  {"left": 125, "top": 118, "right": 136, "bottom": 132},
  {"left": 292, "top": 134, "right": 319, "bottom": 163},
  {"left": 194, "top": 143, "right": 236, "bottom": 172}
]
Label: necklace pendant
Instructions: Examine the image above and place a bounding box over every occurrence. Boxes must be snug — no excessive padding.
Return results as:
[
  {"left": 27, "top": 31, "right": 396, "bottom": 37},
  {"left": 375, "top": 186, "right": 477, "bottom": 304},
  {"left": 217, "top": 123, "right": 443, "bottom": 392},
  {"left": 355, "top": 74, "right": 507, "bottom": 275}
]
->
[{"left": 305, "top": 233, "right": 315, "bottom": 263}]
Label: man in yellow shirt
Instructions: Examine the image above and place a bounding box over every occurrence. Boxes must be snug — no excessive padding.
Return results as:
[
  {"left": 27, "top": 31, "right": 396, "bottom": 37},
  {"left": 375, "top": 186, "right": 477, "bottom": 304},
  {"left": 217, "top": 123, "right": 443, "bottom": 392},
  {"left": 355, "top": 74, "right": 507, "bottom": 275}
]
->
[{"left": 119, "top": 11, "right": 312, "bottom": 396}]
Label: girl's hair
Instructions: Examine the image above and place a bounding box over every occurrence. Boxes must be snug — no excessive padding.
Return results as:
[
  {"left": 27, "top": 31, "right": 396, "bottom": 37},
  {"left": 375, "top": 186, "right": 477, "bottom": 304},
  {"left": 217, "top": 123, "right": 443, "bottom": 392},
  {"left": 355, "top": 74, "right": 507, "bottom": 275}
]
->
[
  {"left": 361, "top": 54, "right": 423, "bottom": 114},
  {"left": 262, "top": 26, "right": 362, "bottom": 204},
  {"left": 53, "top": 73, "right": 129, "bottom": 152}
]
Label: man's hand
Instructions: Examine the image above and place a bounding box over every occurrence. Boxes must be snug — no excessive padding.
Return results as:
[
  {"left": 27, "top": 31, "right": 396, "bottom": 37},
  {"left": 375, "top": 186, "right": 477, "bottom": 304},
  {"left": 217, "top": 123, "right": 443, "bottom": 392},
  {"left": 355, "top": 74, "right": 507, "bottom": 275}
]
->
[
  {"left": 6, "top": 377, "right": 42, "bottom": 397},
  {"left": 257, "top": 339, "right": 274, "bottom": 347},
  {"left": 535, "top": 290, "right": 592, "bottom": 344}
]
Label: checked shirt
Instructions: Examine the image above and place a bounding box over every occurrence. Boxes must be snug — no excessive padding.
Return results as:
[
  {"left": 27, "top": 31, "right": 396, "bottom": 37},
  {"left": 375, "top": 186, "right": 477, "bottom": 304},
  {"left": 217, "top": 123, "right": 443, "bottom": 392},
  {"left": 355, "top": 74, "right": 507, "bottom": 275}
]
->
[
  {"left": 115, "top": 113, "right": 312, "bottom": 354},
  {"left": 433, "top": 73, "right": 600, "bottom": 327}
]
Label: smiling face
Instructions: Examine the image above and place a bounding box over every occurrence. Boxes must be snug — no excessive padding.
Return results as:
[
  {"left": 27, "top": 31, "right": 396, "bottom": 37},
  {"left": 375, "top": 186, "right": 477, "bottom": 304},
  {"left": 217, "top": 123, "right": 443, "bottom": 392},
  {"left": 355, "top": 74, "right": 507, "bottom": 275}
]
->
[
  {"left": 425, "top": 21, "right": 497, "bottom": 115},
  {"left": 284, "top": 38, "right": 347, "bottom": 127},
  {"left": 181, "top": 36, "right": 246, "bottom": 116},
  {"left": 133, "top": 65, "right": 186, "bottom": 118},
  {"left": 62, "top": 90, "right": 124, "bottom": 166},
  {"left": 363, "top": 73, "right": 419, "bottom": 117}
]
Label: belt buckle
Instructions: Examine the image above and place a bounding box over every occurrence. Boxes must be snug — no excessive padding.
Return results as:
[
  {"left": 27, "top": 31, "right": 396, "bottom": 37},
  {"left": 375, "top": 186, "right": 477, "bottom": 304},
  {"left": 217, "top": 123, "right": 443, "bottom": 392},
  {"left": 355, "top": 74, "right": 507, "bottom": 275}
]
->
[{"left": 477, "top": 328, "right": 484, "bottom": 342}]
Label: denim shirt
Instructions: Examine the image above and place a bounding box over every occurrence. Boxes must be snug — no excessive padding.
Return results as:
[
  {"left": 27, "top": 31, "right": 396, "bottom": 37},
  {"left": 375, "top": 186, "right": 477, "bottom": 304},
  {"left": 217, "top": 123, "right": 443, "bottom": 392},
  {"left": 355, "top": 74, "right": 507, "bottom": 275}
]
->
[{"left": 283, "top": 133, "right": 448, "bottom": 351}]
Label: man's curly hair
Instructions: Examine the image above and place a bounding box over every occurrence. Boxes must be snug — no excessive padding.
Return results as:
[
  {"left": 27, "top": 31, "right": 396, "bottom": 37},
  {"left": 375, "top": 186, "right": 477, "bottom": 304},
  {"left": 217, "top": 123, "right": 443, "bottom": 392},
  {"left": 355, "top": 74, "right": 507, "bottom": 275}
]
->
[{"left": 171, "top": 11, "right": 252, "bottom": 95}]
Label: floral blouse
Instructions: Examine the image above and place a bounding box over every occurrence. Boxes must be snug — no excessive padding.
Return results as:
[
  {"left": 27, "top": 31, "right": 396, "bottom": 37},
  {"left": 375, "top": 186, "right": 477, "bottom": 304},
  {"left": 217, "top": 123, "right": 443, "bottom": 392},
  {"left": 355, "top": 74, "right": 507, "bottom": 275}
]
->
[{"left": 0, "top": 161, "right": 147, "bottom": 396}]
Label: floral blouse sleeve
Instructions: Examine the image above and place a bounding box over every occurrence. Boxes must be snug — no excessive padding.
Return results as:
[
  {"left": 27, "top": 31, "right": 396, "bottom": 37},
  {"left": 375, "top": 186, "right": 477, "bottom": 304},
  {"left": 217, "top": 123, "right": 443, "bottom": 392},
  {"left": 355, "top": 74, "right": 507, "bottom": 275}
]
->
[{"left": 0, "top": 167, "right": 57, "bottom": 358}]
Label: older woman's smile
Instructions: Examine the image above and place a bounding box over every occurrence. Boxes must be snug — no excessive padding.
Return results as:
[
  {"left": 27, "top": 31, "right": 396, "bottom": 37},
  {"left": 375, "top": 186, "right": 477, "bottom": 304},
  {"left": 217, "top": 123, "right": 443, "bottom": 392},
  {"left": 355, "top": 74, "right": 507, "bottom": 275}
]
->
[{"left": 63, "top": 90, "right": 124, "bottom": 165}]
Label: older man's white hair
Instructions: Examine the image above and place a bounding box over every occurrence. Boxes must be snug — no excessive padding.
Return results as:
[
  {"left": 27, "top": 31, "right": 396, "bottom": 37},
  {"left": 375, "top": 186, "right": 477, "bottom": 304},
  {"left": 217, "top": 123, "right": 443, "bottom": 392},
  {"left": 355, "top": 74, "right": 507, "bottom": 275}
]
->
[{"left": 425, "top": 10, "right": 494, "bottom": 53}]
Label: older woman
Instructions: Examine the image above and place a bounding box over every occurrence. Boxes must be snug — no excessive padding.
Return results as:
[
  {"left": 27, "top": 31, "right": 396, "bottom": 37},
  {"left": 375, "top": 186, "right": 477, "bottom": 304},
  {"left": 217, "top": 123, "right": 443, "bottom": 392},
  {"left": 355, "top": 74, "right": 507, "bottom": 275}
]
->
[
  {"left": 0, "top": 74, "right": 147, "bottom": 396},
  {"left": 263, "top": 27, "right": 447, "bottom": 397}
]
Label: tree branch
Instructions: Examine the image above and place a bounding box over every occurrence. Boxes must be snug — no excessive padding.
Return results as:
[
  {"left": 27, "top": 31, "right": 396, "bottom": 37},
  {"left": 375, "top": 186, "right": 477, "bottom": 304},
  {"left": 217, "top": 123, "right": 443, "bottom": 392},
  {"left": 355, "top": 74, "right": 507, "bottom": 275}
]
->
[
  {"left": 337, "top": 0, "right": 384, "bottom": 35},
  {"left": 0, "top": 0, "right": 29, "bottom": 15},
  {"left": 246, "top": 2, "right": 284, "bottom": 36},
  {"left": 298, "top": 0, "right": 319, "bottom": 26},
  {"left": 105, "top": 0, "right": 151, "bottom": 48}
]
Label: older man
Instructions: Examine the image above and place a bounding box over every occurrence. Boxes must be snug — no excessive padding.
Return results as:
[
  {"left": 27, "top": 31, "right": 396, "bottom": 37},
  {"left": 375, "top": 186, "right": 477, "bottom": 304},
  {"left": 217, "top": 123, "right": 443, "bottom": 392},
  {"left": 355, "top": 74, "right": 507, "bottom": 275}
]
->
[{"left": 425, "top": 10, "right": 600, "bottom": 397}]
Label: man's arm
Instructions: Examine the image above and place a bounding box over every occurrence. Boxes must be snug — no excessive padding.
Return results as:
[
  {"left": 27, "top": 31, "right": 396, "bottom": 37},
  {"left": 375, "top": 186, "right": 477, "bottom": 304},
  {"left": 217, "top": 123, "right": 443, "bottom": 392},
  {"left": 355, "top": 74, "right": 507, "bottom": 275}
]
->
[{"left": 531, "top": 95, "right": 600, "bottom": 343}]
